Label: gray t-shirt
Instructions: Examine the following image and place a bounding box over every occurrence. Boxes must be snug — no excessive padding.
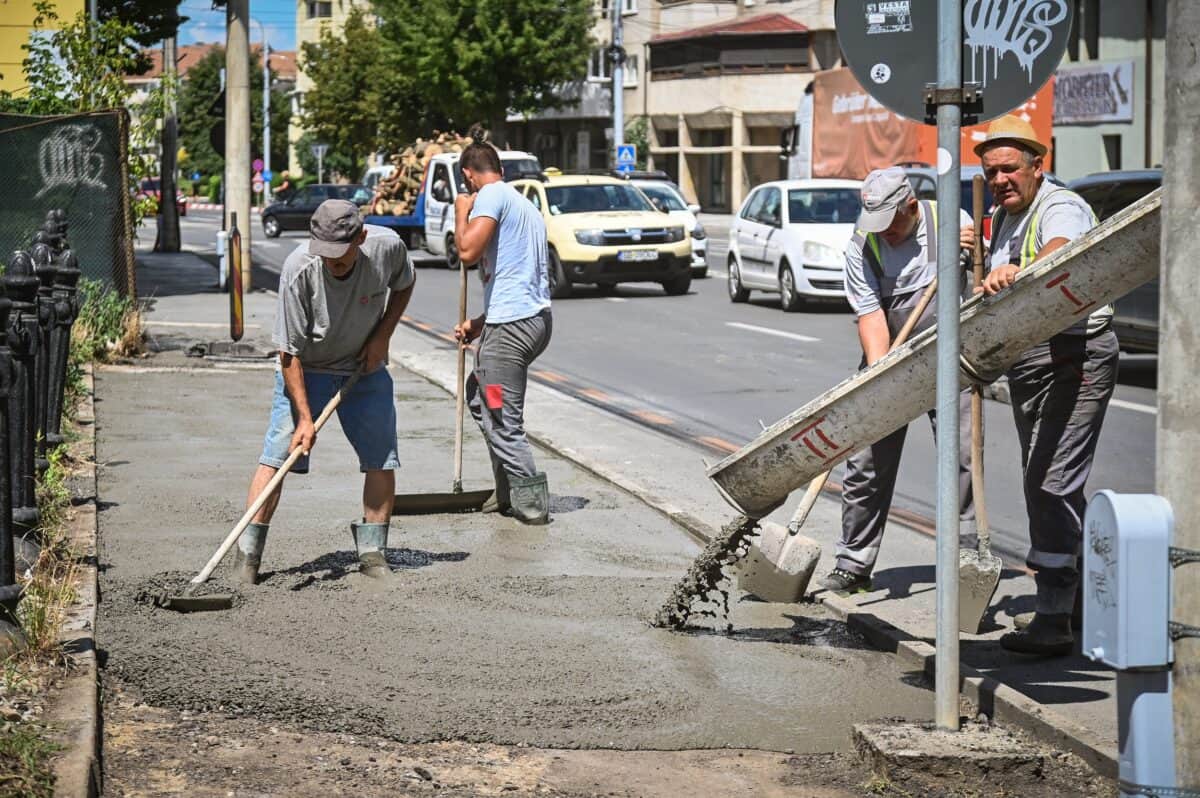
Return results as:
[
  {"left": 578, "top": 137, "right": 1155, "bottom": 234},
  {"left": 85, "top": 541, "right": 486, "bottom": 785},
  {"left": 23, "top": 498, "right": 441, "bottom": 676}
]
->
[
  {"left": 273, "top": 224, "right": 415, "bottom": 374},
  {"left": 844, "top": 202, "right": 972, "bottom": 317},
  {"left": 988, "top": 179, "right": 1109, "bottom": 336},
  {"left": 469, "top": 181, "right": 551, "bottom": 324}
]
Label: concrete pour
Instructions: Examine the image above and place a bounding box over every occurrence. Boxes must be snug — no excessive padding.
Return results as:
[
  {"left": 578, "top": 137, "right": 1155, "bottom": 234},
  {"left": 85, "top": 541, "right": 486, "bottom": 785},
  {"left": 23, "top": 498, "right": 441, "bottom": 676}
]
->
[{"left": 96, "top": 359, "right": 931, "bottom": 753}]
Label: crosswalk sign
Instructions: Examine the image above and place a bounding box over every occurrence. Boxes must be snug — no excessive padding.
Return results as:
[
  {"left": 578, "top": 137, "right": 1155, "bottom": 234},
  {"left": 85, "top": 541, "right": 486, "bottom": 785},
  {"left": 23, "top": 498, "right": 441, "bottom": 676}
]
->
[{"left": 616, "top": 144, "right": 637, "bottom": 174}]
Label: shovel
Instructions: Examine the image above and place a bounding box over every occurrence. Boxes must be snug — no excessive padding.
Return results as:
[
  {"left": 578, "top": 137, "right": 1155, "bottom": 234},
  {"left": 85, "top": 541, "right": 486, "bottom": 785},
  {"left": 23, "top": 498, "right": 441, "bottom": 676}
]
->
[
  {"left": 738, "top": 269, "right": 939, "bottom": 602},
  {"left": 392, "top": 258, "right": 493, "bottom": 515},
  {"left": 958, "top": 174, "right": 1003, "bottom": 633},
  {"left": 156, "top": 372, "right": 361, "bottom": 613}
]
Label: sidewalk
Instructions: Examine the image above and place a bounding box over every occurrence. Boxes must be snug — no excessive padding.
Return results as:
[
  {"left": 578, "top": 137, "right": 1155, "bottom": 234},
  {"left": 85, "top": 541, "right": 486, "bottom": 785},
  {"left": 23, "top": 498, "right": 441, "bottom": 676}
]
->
[{"left": 109, "top": 248, "right": 1118, "bottom": 780}]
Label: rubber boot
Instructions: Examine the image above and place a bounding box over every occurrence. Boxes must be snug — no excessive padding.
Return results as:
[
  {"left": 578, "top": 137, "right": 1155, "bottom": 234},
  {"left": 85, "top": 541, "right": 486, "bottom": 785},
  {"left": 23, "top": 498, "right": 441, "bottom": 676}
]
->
[
  {"left": 508, "top": 472, "right": 550, "bottom": 526},
  {"left": 481, "top": 458, "right": 511, "bottom": 515},
  {"left": 999, "top": 612, "right": 1074, "bottom": 656},
  {"left": 1013, "top": 583, "right": 1084, "bottom": 631},
  {"left": 232, "top": 522, "right": 269, "bottom": 585},
  {"left": 351, "top": 521, "right": 393, "bottom": 580}
]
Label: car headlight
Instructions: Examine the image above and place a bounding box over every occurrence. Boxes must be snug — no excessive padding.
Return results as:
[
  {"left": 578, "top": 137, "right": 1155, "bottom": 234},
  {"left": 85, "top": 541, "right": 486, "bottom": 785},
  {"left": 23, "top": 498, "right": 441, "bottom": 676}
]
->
[
  {"left": 803, "top": 240, "right": 840, "bottom": 263},
  {"left": 691, "top": 223, "right": 707, "bottom": 241},
  {"left": 666, "top": 226, "right": 686, "bottom": 243},
  {"left": 574, "top": 229, "right": 606, "bottom": 246}
]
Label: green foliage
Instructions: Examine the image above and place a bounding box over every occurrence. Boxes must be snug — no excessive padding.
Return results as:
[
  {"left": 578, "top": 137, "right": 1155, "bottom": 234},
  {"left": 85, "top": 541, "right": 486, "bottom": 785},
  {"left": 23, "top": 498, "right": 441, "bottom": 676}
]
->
[
  {"left": 626, "top": 117, "right": 649, "bottom": 169},
  {"left": 0, "top": 723, "right": 58, "bottom": 798},
  {"left": 372, "top": 0, "right": 595, "bottom": 132},
  {"left": 177, "top": 46, "right": 292, "bottom": 183},
  {"left": 99, "top": 0, "right": 186, "bottom": 47},
  {"left": 206, "top": 175, "right": 222, "bottom": 203},
  {"left": 72, "top": 278, "right": 139, "bottom": 363},
  {"left": 295, "top": 132, "right": 356, "bottom": 183}
]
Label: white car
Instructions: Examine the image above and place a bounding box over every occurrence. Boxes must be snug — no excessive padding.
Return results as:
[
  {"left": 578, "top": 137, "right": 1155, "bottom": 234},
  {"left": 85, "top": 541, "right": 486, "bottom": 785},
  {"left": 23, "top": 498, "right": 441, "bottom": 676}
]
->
[
  {"left": 727, "top": 179, "right": 862, "bottom": 310},
  {"left": 628, "top": 179, "right": 708, "bottom": 277}
]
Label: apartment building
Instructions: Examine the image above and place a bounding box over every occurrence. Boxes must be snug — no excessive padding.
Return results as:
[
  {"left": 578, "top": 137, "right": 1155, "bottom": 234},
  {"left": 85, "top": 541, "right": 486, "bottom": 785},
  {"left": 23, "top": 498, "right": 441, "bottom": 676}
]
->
[{"left": 0, "top": 0, "right": 85, "bottom": 93}]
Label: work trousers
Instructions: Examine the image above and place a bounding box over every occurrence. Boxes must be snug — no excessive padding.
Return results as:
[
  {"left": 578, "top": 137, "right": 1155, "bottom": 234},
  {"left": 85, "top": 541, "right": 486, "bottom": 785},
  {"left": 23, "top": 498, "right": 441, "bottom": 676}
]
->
[
  {"left": 1007, "top": 330, "right": 1118, "bottom": 616},
  {"left": 835, "top": 285, "right": 976, "bottom": 576},
  {"left": 467, "top": 309, "right": 553, "bottom": 481}
]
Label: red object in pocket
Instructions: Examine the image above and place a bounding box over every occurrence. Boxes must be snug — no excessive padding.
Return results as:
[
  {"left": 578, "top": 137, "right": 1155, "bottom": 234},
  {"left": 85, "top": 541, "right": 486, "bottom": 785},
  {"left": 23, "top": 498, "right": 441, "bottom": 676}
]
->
[{"left": 485, "top": 384, "right": 504, "bottom": 410}]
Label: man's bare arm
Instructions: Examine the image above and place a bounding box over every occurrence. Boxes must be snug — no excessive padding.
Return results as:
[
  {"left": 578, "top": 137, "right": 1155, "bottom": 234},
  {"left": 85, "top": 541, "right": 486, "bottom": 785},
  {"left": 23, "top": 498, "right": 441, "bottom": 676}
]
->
[
  {"left": 279, "top": 352, "right": 315, "bottom": 455},
  {"left": 455, "top": 193, "right": 498, "bottom": 264},
  {"left": 358, "top": 280, "right": 416, "bottom": 372},
  {"left": 857, "top": 310, "right": 891, "bottom": 366}
]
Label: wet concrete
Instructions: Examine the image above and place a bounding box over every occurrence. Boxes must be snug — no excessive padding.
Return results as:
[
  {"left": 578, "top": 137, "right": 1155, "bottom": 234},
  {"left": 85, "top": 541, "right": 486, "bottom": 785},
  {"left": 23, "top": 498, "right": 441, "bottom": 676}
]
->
[{"left": 96, "top": 362, "right": 932, "bottom": 753}]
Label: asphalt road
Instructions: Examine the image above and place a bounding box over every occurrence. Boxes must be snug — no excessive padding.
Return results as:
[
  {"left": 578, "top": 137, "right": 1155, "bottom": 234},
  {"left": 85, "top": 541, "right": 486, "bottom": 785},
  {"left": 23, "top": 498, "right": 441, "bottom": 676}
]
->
[{"left": 166, "top": 209, "right": 1158, "bottom": 564}]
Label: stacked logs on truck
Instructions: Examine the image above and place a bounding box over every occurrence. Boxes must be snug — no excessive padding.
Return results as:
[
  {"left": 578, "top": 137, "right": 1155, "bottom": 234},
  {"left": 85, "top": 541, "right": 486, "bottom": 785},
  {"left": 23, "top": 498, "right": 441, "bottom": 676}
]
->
[{"left": 368, "top": 130, "right": 476, "bottom": 217}]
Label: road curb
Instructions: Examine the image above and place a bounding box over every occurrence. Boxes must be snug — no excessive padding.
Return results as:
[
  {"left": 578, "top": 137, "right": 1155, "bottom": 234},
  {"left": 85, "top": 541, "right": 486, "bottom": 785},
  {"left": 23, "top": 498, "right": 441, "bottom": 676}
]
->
[
  {"left": 393, "top": 348, "right": 1117, "bottom": 779},
  {"left": 46, "top": 362, "right": 102, "bottom": 797}
]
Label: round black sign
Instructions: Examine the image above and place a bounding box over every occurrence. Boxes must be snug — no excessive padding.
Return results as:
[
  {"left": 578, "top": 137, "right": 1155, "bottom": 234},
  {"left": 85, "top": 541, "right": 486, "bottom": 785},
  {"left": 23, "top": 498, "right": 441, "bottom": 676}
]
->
[{"left": 835, "top": 0, "right": 1073, "bottom": 123}]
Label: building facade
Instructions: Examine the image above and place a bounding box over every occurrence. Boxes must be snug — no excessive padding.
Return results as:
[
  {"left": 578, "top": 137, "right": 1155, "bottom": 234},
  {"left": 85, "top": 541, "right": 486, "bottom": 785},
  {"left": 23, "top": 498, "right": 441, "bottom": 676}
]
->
[
  {"left": 0, "top": 0, "right": 86, "bottom": 93},
  {"left": 1049, "top": 0, "right": 1165, "bottom": 181}
]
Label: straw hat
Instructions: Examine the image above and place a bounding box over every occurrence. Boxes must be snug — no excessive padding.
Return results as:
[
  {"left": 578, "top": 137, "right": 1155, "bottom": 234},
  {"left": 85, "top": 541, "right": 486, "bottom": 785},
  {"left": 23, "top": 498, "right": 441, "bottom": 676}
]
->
[{"left": 972, "top": 114, "right": 1047, "bottom": 157}]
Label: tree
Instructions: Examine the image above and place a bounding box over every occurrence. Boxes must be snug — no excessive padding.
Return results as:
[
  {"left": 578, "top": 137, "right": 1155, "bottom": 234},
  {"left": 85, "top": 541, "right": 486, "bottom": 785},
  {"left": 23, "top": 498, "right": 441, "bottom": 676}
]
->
[
  {"left": 295, "top": 132, "right": 355, "bottom": 183},
  {"left": 371, "top": 0, "right": 595, "bottom": 140},
  {"left": 99, "top": 0, "right": 186, "bottom": 48},
  {"left": 176, "top": 46, "right": 292, "bottom": 182}
]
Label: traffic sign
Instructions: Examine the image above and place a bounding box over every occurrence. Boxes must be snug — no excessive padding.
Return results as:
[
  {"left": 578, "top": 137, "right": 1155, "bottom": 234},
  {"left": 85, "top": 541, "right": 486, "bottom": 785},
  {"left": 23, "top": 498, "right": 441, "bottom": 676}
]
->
[
  {"left": 253, "top": 157, "right": 264, "bottom": 172},
  {"left": 835, "top": 0, "right": 1073, "bottom": 124},
  {"left": 616, "top": 143, "right": 636, "bottom": 167},
  {"left": 191, "top": 171, "right": 201, "bottom": 181},
  {"left": 252, "top": 179, "right": 264, "bottom": 194},
  {"left": 262, "top": 169, "right": 273, "bottom": 182},
  {"left": 310, "top": 143, "right": 330, "bottom": 160}
]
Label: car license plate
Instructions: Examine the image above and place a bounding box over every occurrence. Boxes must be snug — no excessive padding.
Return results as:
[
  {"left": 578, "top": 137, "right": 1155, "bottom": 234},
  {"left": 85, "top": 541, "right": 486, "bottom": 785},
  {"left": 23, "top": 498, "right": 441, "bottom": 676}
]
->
[{"left": 618, "top": 250, "right": 659, "bottom": 262}]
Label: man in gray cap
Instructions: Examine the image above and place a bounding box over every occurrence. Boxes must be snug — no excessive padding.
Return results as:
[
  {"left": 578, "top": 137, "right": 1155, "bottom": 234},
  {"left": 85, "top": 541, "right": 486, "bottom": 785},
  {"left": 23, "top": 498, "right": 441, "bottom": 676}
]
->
[
  {"left": 233, "top": 199, "right": 416, "bottom": 584},
  {"left": 818, "top": 166, "right": 977, "bottom": 594}
]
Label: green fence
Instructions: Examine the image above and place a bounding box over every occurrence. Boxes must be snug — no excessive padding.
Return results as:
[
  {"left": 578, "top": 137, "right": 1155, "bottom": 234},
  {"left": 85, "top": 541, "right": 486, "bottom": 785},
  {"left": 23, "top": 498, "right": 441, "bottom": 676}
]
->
[{"left": 0, "top": 110, "right": 136, "bottom": 296}]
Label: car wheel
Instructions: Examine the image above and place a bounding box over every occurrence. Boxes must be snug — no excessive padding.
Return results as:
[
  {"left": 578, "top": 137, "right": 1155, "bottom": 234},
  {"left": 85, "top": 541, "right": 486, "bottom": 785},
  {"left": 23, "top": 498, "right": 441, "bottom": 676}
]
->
[
  {"left": 445, "top": 234, "right": 461, "bottom": 270},
  {"left": 548, "top": 250, "right": 572, "bottom": 299},
  {"left": 779, "top": 262, "right": 803, "bottom": 312},
  {"left": 728, "top": 256, "right": 749, "bottom": 303},
  {"left": 662, "top": 272, "right": 692, "bottom": 296},
  {"left": 262, "top": 215, "right": 280, "bottom": 238}
]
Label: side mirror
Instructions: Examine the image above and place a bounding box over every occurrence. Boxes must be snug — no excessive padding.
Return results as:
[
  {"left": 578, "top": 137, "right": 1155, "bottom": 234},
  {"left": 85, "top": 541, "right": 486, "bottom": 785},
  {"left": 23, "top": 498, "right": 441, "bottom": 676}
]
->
[{"left": 687, "top": 203, "right": 701, "bottom": 214}]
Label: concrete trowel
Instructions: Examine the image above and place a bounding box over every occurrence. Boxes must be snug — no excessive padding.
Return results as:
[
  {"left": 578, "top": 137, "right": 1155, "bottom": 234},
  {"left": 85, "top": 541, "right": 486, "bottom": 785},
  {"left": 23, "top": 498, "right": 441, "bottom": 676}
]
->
[
  {"left": 392, "top": 259, "right": 493, "bottom": 515},
  {"left": 958, "top": 176, "right": 1002, "bottom": 633}
]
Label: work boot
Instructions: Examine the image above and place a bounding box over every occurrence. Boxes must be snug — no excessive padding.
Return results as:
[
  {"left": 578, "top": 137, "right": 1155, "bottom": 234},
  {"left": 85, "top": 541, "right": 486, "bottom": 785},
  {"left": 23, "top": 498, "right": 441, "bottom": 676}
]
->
[
  {"left": 351, "top": 521, "right": 394, "bottom": 580},
  {"left": 1000, "top": 613, "right": 1074, "bottom": 656},
  {"left": 232, "top": 522, "right": 269, "bottom": 585},
  {"left": 508, "top": 472, "right": 550, "bottom": 526},
  {"left": 817, "top": 567, "right": 872, "bottom": 595},
  {"left": 1013, "top": 584, "right": 1084, "bottom": 631}
]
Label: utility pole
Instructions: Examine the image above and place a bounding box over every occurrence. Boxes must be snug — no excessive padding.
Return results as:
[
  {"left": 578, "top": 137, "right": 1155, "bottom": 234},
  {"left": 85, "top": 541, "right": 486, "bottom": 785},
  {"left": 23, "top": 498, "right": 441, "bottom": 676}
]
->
[
  {"left": 157, "top": 35, "right": 181, "bottom": 253},
  {"left": 226, "top": 0, "right": 252, "bottom": 292},
  {"left": 610, "top": 0, "right": 625, "bottom": 163},
  {"left": 252, "top": 19, "right": 272, "bottom": 180},
  {"left": 1161, "top": 1, "right": 1200, "bottom": 786}
]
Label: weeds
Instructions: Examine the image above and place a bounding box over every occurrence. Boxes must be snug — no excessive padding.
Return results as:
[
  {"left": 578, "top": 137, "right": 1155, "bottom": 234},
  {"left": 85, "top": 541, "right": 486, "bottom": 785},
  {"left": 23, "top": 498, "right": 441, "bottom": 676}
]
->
[
  {"left": 70, "top": 277, "right": 143, "bottom": 365},
  {"left": 0, "top": 721, "right": 58, "bottom": 798}
]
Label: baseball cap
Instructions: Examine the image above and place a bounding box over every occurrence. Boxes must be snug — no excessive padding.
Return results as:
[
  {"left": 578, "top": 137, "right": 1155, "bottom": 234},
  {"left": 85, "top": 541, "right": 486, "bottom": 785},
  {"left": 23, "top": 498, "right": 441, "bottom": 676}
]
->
[
  {"left": 857, "top": 166, "right": 915, "bottom": 233},
  {"left": 309, "top": 199, "right": 364, "bottom": 259},
  {"left": 972, "top": 114, "right": 1047, "bottom": 157}
]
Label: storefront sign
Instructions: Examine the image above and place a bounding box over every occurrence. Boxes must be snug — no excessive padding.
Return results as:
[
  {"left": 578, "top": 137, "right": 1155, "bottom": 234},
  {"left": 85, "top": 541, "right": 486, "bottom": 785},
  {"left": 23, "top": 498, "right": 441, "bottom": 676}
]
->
[{"left": 1054, "top": 61, "right": 1135, "bottom": 124}]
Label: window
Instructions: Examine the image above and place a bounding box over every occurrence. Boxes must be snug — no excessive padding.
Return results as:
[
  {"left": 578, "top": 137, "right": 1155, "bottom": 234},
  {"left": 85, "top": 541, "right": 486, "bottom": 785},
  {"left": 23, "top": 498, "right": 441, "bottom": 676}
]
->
[
  {"left": 741, "top": 189, "right": 767, "bottom": 220},
  {"left": 650, "top": 32, "right": 809, "bottom": 80},
  {"left": 638, "top": 184, "right": 687, "bottom": 211},
  {"left": 598, "top": 0, "right": 637, "bottom": 15},
  {"left": 1103, "top": 134, "right": 1122, "bottom": 170},
  {"left": 306, "top": 0, "right": 332, "bottom": 18},
  {"left": 787, "top": 189, "right": 861, "bottom": 224},
  {"left": 756, "top": 188, "right": 782, "bottom": 227},
  {"left": 524, "top": 186, "right": 543, "bottom": 211},
  {"left": 544, "top": 184, "right": 654, "bottom": 214},
  {"left": 588, "top": 48, "right": 639, "bottom": 87}
]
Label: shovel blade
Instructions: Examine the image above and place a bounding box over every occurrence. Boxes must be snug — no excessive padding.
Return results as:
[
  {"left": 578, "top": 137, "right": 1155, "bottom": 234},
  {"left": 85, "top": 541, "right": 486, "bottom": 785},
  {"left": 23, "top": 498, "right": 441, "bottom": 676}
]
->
[
  {"left": 392, "top": 489, "right": 494, "bottom": 516},
  {"left": 155, "top": 593, "right": 236, "bottom": 613},
  {"left": 735, "top": 521, "right": 822, "bottom": 603},
  {"left": 958, "top": 549, "right": 1002, "bottom": 633}
]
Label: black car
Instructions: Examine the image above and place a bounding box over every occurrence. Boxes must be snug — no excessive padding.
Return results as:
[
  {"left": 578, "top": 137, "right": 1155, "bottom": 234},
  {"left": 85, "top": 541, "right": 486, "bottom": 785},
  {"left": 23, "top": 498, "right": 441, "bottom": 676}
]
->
[
  {"left": 1068, "top": 169, "right": 1163, "bottom": 353},
  {"left": 261, "top": 183, "right": 371, "bottom": 237}
]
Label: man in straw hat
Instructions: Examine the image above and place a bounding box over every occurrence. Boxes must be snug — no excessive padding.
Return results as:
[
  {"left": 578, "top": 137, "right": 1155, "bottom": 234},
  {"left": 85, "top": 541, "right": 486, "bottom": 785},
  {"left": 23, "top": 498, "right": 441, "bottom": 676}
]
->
[
  {"left": 976, "top": 114, "right": 1118, "bottom": 656},
  {"left": 817, "top": 166, "right": 979, "bottom": 595}
]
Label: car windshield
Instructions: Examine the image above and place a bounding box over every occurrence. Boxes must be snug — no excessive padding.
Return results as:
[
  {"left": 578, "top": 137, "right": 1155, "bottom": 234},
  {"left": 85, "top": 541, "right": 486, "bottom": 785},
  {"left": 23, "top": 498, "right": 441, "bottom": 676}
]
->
[
  {"left": 545, "top": 184, "right": 654, "bottom": 214},
  {"left": 638, "top": 184, "right": 687, "bottom": 211},
  {"left": 787, "top": 188, "right": 861, "bottom": 224},
  {"left": 502, "top": 158, "right": 542, "bottom": 181}
]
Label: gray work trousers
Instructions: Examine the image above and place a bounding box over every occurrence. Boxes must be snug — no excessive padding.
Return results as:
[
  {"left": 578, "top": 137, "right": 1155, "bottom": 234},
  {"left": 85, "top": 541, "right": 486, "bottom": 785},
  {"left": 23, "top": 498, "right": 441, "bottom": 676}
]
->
[
  {"left": 467, "top": 309, "right": 553, "bottom": 484},
  {"left": 836, "top": 288, "right": 976, "bottom": 576},
  {"left": 1007, "top": 330, "right": 1117, "bottom": 615}
]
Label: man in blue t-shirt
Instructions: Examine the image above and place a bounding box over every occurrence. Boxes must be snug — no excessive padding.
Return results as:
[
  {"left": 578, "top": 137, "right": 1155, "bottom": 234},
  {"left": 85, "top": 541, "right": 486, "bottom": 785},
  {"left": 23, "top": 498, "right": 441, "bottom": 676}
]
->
[{"left": 453, "top": 142, "right": 553, "bottom": 525}]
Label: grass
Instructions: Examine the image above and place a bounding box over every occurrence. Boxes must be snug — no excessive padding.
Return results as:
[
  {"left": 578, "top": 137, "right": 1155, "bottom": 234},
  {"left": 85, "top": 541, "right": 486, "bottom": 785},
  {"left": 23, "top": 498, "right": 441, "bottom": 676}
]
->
[{"left": 0, "top": 722, "right": 58, "bottom": 798}]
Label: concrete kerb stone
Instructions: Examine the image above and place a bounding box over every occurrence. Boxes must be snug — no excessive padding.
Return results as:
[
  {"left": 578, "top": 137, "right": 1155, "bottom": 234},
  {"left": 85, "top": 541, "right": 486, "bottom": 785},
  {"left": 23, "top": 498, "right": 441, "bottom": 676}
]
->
[
  {"left": 852, "top": 720, "right": 1043, "bottom": 783},
  {"left": 46, "top": 362, "right": 102, "bottom": 797},
  {"left": 389, "top": 342, "right": 1119, "bottom": 780}
]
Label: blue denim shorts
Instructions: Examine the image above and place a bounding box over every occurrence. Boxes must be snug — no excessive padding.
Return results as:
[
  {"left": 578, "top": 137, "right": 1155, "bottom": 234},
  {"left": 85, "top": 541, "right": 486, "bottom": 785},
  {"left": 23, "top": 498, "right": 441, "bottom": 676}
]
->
[{"left": 259, "top": 367, "right": 401, "bottom": 474}]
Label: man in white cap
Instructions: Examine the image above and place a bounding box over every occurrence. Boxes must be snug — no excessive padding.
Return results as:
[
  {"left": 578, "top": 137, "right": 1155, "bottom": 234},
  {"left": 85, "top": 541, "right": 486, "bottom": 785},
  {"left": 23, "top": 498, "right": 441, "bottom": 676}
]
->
[
  {"left": 233, "top": 199, "right": 416, "bottom": 584},
  {"left": 818, "top": 166, "right": 978, "bottom": 594},
  {"left": 976, "top": 114, "right": 1117, "bottom": 656}
]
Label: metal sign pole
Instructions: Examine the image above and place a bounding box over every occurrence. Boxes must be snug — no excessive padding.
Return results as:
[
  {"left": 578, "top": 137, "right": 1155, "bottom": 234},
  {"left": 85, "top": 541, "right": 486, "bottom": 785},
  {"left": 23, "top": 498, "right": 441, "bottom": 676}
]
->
[{"left": 934, "top": 0, "right": 962, "bottom": 732}]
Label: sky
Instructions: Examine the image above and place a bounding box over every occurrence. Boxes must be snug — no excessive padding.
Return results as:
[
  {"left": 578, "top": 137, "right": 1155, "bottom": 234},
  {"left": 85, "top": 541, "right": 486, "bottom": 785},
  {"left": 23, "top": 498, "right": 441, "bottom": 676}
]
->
[{"left": 177, "top": 0, "right": 297, "bottom": 51}]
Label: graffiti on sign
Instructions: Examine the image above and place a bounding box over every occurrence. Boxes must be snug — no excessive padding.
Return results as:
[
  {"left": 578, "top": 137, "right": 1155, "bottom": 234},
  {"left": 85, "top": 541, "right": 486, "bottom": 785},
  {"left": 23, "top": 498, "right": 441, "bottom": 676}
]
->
[
  {"left": 964, "top": 0, "right": 1070, "bottom": 86},
  {"left": 36, "top": 124, "right": 108, "bottom": 199},
  {"left": 1054, "top": 61, "right": 1135, "bottom": 124}
]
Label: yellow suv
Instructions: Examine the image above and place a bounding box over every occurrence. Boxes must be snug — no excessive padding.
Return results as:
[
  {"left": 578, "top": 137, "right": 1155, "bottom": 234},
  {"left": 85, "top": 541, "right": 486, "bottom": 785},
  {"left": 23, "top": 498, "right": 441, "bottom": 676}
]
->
[{"left": 511, "top": 173, "right": 692, "bottom": 298}]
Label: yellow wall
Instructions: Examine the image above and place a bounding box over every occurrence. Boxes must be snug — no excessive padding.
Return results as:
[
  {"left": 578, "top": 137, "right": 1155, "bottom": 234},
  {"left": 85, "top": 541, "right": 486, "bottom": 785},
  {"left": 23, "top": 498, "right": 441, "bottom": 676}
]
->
[{"left": 0, "top": 0, "right": 87, "bottom": 92}]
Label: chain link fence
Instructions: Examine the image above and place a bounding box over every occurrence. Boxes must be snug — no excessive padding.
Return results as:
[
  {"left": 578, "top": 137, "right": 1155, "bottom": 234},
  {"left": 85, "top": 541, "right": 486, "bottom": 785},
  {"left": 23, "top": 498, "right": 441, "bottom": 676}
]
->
[{"left": 0, "top": 110, "right": 136, "bottom": 297}]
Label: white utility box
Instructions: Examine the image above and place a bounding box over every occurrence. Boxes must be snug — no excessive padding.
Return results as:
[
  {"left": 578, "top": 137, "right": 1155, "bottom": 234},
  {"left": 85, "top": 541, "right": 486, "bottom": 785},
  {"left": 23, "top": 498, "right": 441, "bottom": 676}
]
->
[{"left": 1082, "top": 490, "right": 1173, "bottom": 671}]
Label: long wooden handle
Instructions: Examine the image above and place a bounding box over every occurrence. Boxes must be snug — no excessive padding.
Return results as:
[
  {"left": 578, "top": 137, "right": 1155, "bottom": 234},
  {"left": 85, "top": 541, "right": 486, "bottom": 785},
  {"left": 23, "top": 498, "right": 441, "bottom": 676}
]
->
[
  {"left": 453, "top": 259, "right": 468, "bottom": 492},
  {"left": 191, "top": 372, "right": 361, "bottom": 586},
  {"left": 787, "top": 279, "right": 937, "bottom": 534},
  {"left": 970, "top": 174, "right": 991, "bottom": 551}
]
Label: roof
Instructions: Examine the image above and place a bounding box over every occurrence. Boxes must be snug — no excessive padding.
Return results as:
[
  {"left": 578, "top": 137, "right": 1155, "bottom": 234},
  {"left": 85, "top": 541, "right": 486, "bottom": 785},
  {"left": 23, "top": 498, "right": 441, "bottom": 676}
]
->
[
  {"left": 131, "top": 43, "right": 297, "bottom": 82},
  {"left": 650, "top": 13, "right": 808, "bottom": 45}
]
